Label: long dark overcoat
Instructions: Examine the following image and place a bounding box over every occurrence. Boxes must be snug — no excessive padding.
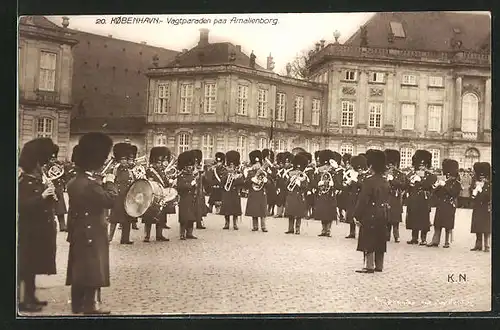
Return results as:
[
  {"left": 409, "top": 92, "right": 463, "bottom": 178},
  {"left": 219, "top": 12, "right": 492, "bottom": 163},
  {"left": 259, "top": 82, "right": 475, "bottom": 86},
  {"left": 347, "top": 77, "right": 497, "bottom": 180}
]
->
[
  {"left": 386, "top": 169, "right": 406, "bottom": 224},
  {"left": 53, "top": 174, "right": 68, "bottom": 215},
  {"left": 405, "top": 172, "right": 437, "bottom": 231},
  {"left": 220, "top": 172, "right": 244, "bottom": 216},
  {"left": 207, "top": 166, "right": 224, "bottom": 205},
  {"left": 244, "top": 169, "right": 268, "bottom": 217},
  {"left": 284, "top": 169, "right": 308, "bottom": 218},
  {"left": 312, "top": 168, "right": 342, "bottom": 221},
  {"left": 433, "top": 179, "right": 461, "bottom": 230},
  {"left": 275, "top": 167, "right": 290, "bottom": 207},
  {"left": 177, "top": 172, "right": 197, "bottom": 225},
  {"left": 18, "top": 173, "right": 57, "bottom": 277},
  {"left": 265, "top": 167, "right": 278, "bottom": 207},
  {"left": 141, "top": 166, "right": 173, "bottom": 225},
  {"left": 343, "top": 177, "right": 363, "bottom": 224},
  {"left": 354, "top": 174, "right": 391, "bottom": 253},
  {"left": 471, "top": 181, "right": 491, "bottom": 234},
  {"left": 108, "top": 165, "right": 136, "bottom": 224},
  {"left": 65, "top": 172, "right": 118, "bottom": 287}
]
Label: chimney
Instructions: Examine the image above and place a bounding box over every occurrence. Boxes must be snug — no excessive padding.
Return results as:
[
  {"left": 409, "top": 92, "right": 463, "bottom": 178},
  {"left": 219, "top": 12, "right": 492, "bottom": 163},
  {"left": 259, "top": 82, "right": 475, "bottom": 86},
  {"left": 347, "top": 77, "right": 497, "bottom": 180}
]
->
[
  {"left": 320, "top": 39, "right": 325, "bottom": 48},
  {"left": 62, "top": 16, "right": 69, "bottom": 28},
  {"left": 267, "top": 53, "right": 275, "bottom": 71},
  {"left": 236, "top": 45, "right": 242, "bottom": 52},
  {"left": 315, "top": 42, "right": 320, "bottom": 51},
  {"left": 199, "top": 28, "right": 209, "bottom": 46},
  {"left": 141, "top": 41, "right": 147, "bottom": 45},
  {"left": 182, "top": 48, "right": 188, "bottom": 53},
  {"left": 108, "top": 34, "right": 113, "bottom": 38}
]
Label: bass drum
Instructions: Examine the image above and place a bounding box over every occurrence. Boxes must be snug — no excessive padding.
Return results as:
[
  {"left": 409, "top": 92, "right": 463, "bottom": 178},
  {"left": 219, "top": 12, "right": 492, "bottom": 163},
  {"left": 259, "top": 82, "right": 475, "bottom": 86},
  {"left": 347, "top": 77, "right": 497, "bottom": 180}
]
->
[{"left": 124, "top": 179, "right": 164, "bottom": 218}]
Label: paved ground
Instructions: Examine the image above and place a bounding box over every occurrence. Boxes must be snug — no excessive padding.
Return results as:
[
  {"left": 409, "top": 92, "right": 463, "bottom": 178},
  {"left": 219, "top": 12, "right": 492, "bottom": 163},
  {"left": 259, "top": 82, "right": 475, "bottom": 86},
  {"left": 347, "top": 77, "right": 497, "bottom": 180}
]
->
[{"left": 21, "top": 197, "right": 490, "bottom": 315}]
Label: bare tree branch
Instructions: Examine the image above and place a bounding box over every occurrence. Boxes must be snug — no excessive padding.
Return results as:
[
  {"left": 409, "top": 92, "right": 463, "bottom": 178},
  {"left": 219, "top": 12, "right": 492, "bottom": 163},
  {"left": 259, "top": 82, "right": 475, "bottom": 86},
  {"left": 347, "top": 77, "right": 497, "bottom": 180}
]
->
[{"left": 288, "top": 49, "right": 314, "bottom": 80}]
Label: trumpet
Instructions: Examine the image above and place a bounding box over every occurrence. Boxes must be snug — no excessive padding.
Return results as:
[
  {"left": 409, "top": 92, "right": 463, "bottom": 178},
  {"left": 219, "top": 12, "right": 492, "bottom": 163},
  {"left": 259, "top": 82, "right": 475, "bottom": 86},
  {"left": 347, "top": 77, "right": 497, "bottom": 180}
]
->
[
  {"left": 131, "top": 155, "right": 147, "bottom": 179},
  {"left": 287, "top": 169, "right": 309, "bottom": 192},
  {"left": 42, "top": 163, "right": 64, "bottom": 201}
]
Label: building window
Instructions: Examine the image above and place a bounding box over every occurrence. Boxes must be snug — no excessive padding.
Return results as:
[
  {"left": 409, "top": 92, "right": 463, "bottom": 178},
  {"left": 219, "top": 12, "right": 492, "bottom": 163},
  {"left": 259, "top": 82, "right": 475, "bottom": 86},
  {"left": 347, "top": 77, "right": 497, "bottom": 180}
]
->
[
  {"left": 179, "top": 83, "right": 193, "bottom": 114},
  {"left": 236, "top": 136, "right": 247, "bottom": 160},
  {"left": 36, "top": 117, "right": 53, "bottom": 138},
  {"left": 402, "top": 74, "right": 417, "bottom": 86},
  {"left": 276, "top": 92, "right": 286, "bottom": 121},
  {"left": 464, "top": 148, "right": 480, "bottom": 170},
  {"left": 461, "top": 93, "right": 479, "bottom": 133},
  {"left": 311, "top": 142, "right": 320, "bottom": 154},
  {"left": 341, "top": 101, "right": 355, "bottom": 127},
  {"left": 276, "top": 139, "right": 286, "bottom": 153},
  {"left": 38, "top": 51, "right": 57, "bottom": 91},
  {"left": 154, "top": 83, "right": 169, "bottom": 114},
  {"left": 204, "top": 83, "right": 216, "bottom": 114},
  {"left": 401, "top": 103, "right": 415, "bottom": 130},
  {"left": 344, "top": 70, "right": 357, "bottom": 81},
  {"left": 258, "top": 137, "right": 268, "bottom": 150},
  {"left": 400, "top": 147, "right": 414, "bottom": 169},
  {"left": 237, "top": 85, "right": 249, "bottom": 115},
  {"left": 368, "top": 102, "right": 383, "bottom": 128},
  {"left": 430, "top": 149, "right": 440, "bottom": 169},
  {"left": 177, "top": 133, "right": 190, "bottom": 154},
  {"left": 367, "top": 146, "right": 382, "bottom": 151},
  {"left": 370, "top": 72, "right": 385, "bottom": 83},
  {"left": 427, "top": 105, "right": 442, "bottom": 132},
  {"left": 201, "top": 134, "right": 214, "bottom": 159},
  {"left": 312, "top": 99, "right": 321, "bottom": 126},
  {"left": 153, "top": 133, "right": 167, "bottom": 146},
  {"left": 294, "top": 96, "right": 304, "bottom": 124},
  {"left": 390, "top": 21, "right": 406, "bottom": 38},
  {"left": 257, "top": 89, "right": 268, "bottom": 118},
  {"left": 340, "top": 144, "right": 354, "bottom": 156},
  {"left": 428, "top": 76, "right": 444, "bottom": 88}
]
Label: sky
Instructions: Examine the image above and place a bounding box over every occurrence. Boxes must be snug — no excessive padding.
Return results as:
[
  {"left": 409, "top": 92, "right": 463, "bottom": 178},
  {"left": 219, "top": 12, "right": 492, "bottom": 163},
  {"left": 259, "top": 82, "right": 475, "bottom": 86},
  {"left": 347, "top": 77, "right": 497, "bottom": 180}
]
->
[{"left": 47, "top": 13, "right": 373, "bottom": 73}]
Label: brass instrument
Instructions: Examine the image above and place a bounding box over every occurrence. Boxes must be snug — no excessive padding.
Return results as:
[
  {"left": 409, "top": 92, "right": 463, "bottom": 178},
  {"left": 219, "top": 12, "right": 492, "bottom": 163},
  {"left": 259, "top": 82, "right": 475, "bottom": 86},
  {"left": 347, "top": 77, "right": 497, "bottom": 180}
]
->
[
  {"left": 318, "top": 167, "right": 334, "bottom": 195},
  {"left": 224, "top": 167, "right": 243, "bottom": 192},
  {"left": 287, "top": 169, "right": 309, "bottom": 192},
  {"left": 131, "top": 155, "right": 147, "bottom": 179},
  {"left": 42, "top": 163, "right": 64, "bottom": 201},
  {"left": 343, "top": 168, "right": 359, "bottom": 185},
  {"left": 251, "top": 164, "right": 268, "bottom": 191},
  {"left": 164, "top": 156, "right": 178, "bottom": 179},
  {"left": 472, "top": 180, "right": 485, "bottom": 198}
]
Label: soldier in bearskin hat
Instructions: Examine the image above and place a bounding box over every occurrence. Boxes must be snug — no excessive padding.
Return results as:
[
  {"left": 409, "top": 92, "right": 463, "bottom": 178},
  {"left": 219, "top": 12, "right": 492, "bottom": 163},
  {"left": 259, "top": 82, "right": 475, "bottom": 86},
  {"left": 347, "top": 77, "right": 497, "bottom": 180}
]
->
[
  {"left": 427, "top": 159, "right": 462, "bottom": 248},
  {"left": 314, "top": 150, "right": 321, "bottom": 166},
  {"left": 108, "top": 143, "right": 136, "bottom": 244},
  {"left": 343, "top": 154, "right": 368, "bottom": 239},
  {"left": 141, "top": 147, "right": 171, "bottom": 243},
  {"left": 337, "top": 153, "right": 352, "bottom": 223},
  {"left": 65, "top": 132, "right": 117, "bottom": 314},
  {"left": 262, "top": 148, "right": 277, "bottom": 217},
  {"left": 207, "top": 152, "right": 226, "bottom": 214},
  {"left": 297, "top": 151, "right": 315, "bottom": 219},
  {"left": 244, "top": 150, "right": 269, "bottom": 232},
  {"left": 220, "top": 150, "right": 245, "bottom": 230},
  {"left": 470, "top": 162, "right": 491, "bottom": 252},
  {"left": 284, "top": 153, "right": 309, "bottom": 234},
  {"left": 406, "top": 150, "right": 437, "bottom": 246},
  {"left": 44, "top": 144, "right": 68, "bottom": 232},
  {"left": 176, "top": 151, "right": 199, "bottom": 240},
  {"left": 127, "top": 144, "right": 140, "bottom": 230},
  {"left": 274, "top": 152, "right": 287, "bottom": 218},
  {"left": 384, "top": 149, "right": 406, "bottom": 243},
  {"left": 18, "top": 138, "right": 59, "bottom": 313},
  {"left": 191, "top": 149, "right": 208, "bottom": 230},
  {"left": 353, "top": 150, "right": 391, "bottom": 273}
]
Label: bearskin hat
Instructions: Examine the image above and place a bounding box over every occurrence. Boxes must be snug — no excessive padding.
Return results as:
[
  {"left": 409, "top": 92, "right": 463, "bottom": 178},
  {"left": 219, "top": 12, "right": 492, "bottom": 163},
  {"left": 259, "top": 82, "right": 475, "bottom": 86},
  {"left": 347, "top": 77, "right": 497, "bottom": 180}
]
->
[
  {"left": 473, "top": 162, "right": 490, "bottom": 180},
  {"left": 298, "top": 151, "right": 312, "bottom": 164},
  {"left": 77, "top": 133, "right": 113, "bottom": 171},
  {"left": 128, "top": 145, "right": 138, "bottom": 159},
  {"left": 331, "top": 151, "right": 342, "bottom": 166},
  {"left": 384, "top": 149, "right": 400, "bottom": 168},
  {"left": 19, "top": 138, "right": 56, "bottom": 173},
  {"left": 292, "top": 147, "right": 306, "bottom": 155},
  {"left": 276, "top": 152, "right": 285, "bottom": 165},
  {"left": 191, "top": 149, "right": 202, "bottom": 164},
  {"left": 442, "top": 159, "right": 459, "bottom": 177},
  {"left": 366, "top": 150, "right": 386, "bottom": 174},
  {"left": 262, "top": 149, "right": 275, "bottom": 162},
  {"left": 342, "top": 153, "right": 352, "bottom": 165},
  {"left": 71, "top": 144, "right": 80, "bottom": 164},
  {"left": 318, "top": 149, "right": 334, "bottom": 166},
  {"left": 412, "top": 150, "right": 432, "bottom": 168},
  {"left": 113, "top": 143, "right": 130, "bottom": 160},
  {"left": 314, "top": 150, "right": 321, "bottom": 163},
  {"left": 249, "top": 150, "right": 263, "bottom": 165},
  {"left": 225, "top": 150, "right": 240, "bottom": 166},
  {"left": 177, "top": 151, "right": 195, "bottom": 170},
  {"left": 351, "top": 155, "right": 368, "bottom": 171},
  {"left": 292, "top": 153, "right": 308, "bottom": 170},
  {"left": 215, "top": 152, "right": 226, "bottom": 163},
  {"left": 51, "top": 144, "right": 59, "bottom": 159},
  {"left": 149, "top": 147, "right": 169, "bottom": 163},
  {"left": 358, "top": 153, "right": 366, "bottom": 159},
  {"left": 284, "top": 152, "right": 294, "bottom": 163}
]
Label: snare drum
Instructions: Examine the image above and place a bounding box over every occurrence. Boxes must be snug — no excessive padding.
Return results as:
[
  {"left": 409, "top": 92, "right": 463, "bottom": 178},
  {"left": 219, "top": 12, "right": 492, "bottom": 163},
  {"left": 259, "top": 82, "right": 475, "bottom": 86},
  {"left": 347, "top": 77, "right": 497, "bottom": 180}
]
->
[{"left": 124, "top": 179, "right": 164, "bottom": 218}]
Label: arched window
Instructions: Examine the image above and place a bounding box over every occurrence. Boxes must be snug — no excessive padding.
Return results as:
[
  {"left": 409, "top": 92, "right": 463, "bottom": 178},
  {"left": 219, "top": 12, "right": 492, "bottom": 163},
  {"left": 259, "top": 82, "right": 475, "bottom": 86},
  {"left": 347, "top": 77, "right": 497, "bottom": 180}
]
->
[
  {"left": 177, "top": 133, "right": 190, "bottom": 154},
  {"left": 461, "top": 93, "right": 479, "bottom": 134},
  {"left": 36, "top": 117, "right": 53, "bottom": 138},
  {"left": 464, "top": 148, "right": 480, "bottom": 170},
  {"left": 153, "top": 133, "right": 166, "bottom": 147}
]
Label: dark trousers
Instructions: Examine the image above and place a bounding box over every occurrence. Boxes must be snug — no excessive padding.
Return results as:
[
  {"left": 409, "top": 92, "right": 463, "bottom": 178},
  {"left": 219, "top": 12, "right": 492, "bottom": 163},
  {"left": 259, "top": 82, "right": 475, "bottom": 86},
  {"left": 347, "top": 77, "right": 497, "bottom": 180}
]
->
[
  {"left": 365, "top": 252, "right": 384, "bottom": 270},
  {"left": 109, "top": 221, "right": 132, "bottom": 243},
  {"left": 348, "top": 222, "right": 356, "bottom": 237},
  {"left": 144, "top": 223, "right": 163, "bottom": 239},
  {"left": 321, "top": 220, "right": 332, "bottom": 235},
  {"left": 411, "top": 229, "right": 428, "bottom": 242},
  {"left": 474, "top": 233, "right": 490, "bottom": 249},
  {"left": 57, "top": 214, "right": 67, "bottom": 231},
  {"left": 71, "top": 285, "right": 101, "bottom": 313},
  {"left": 287, "top": 217, "right": 302, "bottom": 233},
  {"left": 252, "top": 217, "right": 267, "bottom": 230},
  {"left": 180, "top": 222, "right": 194, "bottom": 238},
  {"left": 431, "top": 227, "right": 451, "bottom": 245},
  {"left": 19, "top": 273, "right": 36, "bottom": 304},
  {"left": 387, "top": 223, "right": 400, "bottom": 240},
  {"left": 224, "top": 215, "right": 238, "bottom": 228}
]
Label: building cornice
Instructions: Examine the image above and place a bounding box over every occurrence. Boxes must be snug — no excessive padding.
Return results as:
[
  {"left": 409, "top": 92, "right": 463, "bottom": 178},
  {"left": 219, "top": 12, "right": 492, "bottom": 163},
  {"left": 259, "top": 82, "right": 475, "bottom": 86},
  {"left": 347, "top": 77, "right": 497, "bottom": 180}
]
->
[
  {"left": 19, "top": 24, "right": 79, "bottom": 46},
  {"left": 147, "top": 64, "right": 327, "bottom": 90}
]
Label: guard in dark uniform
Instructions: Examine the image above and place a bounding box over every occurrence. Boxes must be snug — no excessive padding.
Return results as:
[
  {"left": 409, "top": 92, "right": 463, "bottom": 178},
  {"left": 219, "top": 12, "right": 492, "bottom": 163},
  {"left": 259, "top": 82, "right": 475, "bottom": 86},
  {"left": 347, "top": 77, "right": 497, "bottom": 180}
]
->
[
  {"left": 108, "top": 143, "right": 135, "bottom": 244},
  {"left": 284, "top": 153, "right": 309, "bottom": 234},
  {"left": 274, "top": 152, "right": 286, "bottom": 218},
  {"left": 66, "top": 132, "right": 117, "bottom": 314},
  {"left": 207, "top": 152, "right": 225, "bottom": 214},
  {"left": 46, "top": 145, "right": 68, "bottom": 232},
  {"left": 337, "top": 153, "right": 352, "bottom": 222},
  {"left": 176, "top": 151, "right": 198, "bottom": 240},
  {"left": 142, "top": 147, "right": 170, "bottom": 242},
  {"left": 406, "top": 150, "right": 437, "bottom": 246},
  {"left": 192, "top": 149, "right": 208, "bottom": 229},
  {"left": 384, "top": 149, "right": 406, "bottom": 243},
  {"left": 298, "top": 152, "right": 315, "bottom": 219},
  {"left": 277, "top": 152, "right": 294, "bottom": 217},
  {"left": 18, "top": 138, "right": 58, "bottom": 313},
  {"left": 128, "top": 145, "right": 140, "bottom": 230},
  {"left": 344, "top": 154, "right": 368, "bottom": 239},
  {"left": 244, "top": 150, "right": 269, "bottom": 232},
  {"left": 354, "top": 150, "right": 390, "bottom": 273},
  {"left": 262, "top": 149, "right": 277, "bottom": 216},
  {"left": 470, "top": 162, "right": 491, "bottom": 252},
  {"left": 220, "top": 150, "right": 245, "bottom": 230},
  {"left": 428, "top": 159, "right": 461, "bottom": 248}
]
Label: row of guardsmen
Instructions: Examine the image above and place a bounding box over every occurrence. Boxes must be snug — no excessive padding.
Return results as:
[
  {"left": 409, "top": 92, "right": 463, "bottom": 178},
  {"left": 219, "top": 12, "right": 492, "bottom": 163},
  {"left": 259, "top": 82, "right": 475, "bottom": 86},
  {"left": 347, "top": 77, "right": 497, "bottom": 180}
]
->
[{"left": 17, "top": 132, "right": 492, "bottom": 313}]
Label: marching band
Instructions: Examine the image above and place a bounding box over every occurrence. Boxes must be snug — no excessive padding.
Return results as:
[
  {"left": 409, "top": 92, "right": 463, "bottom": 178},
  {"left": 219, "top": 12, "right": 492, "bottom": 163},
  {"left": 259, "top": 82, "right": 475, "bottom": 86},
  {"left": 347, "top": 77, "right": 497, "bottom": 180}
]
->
[{"left": 17, "top": 133, "right": 492, "bottom": 313}]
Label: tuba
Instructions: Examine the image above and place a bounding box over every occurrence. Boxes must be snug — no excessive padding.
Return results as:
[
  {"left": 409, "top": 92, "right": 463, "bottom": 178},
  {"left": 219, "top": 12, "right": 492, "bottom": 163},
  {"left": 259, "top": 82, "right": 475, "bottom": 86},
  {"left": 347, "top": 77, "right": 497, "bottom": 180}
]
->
[
  {"left": 42, "top": 163, "right": 65, "bottom": 201},
  {"left": 318, "top": 169, "right": 334, "bottom": 195},
  {"left": 251, "top": 164, "right": 267, "bottom": 191},
  {"left": 131, "top": 155, "right": 147, "bottom": 179}
]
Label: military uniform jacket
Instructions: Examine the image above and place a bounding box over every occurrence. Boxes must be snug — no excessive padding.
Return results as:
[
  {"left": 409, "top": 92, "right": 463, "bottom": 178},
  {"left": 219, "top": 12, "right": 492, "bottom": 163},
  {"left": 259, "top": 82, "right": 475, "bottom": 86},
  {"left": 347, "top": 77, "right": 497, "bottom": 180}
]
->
[
  {"left": 405, "top": 171, "right": 437, "bottom": 231},
  {"left": 45, "top": 161, "right": 69, "bottom": 216},
  {"left": 433, "top": 179, "right": 461, "bottom": 230},
  {"left": 220, "top": 170, "right": 245, "bottom": 216},
  {"left": 284, "top": 169, "right": 309, "bottom": 218},
  {"left": 18, "top": 173, "right": 57, "bottom": 276},
  {"left": 386, "top": 169, "right": 407, "bottom": 224},
  {"left": 471, "top": 181, "right": 491, "bottom": 234},
  {"left": 275, "top": 166, "right": 291, "bottom": 207},
  {"left": 336, "top": 167, "right": 349, "bottom": 210},
  {"left": 354, "top": 174, "right": 391, "bottom": 253},
  {"left": 194, "top": 170, "right": 209, "bottom": 220},
  {"left": 207, "top": 165, "right": 224, "bottom": 205},
  {"left": 66, "top": 172, "right": 118, "bottom": 287},
  {"left": 177, "top": 171, "right": 198, "bottom": 224},
  {"left": 244, "top": 169, "right": 268, "bottom": 217},
  {"left": 265, "top": 166, "right": 278, "bottom": 206},
  {"left": 342, "top": 171, "right": 365, "bottom": 222},
  {"left": 141, "top": 166, "right": 174, "bottom": 224},
  {"left": 108, "top": 165, "right": 135, "bottom": 224},
  {"left": 312, "top": 167, "right": 342, "bottom": 221}
]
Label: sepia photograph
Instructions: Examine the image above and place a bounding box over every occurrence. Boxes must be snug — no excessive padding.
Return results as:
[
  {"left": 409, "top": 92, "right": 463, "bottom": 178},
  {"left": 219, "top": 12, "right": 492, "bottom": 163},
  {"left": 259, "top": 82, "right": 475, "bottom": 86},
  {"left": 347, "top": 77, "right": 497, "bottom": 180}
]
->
[{"left": 17, "top": 11, "right": 491, "bottom": 316}]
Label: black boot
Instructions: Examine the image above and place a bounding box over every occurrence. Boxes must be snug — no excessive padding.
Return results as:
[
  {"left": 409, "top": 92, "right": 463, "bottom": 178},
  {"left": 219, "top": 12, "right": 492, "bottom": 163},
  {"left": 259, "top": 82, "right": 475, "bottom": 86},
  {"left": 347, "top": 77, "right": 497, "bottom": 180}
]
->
[
  {"left": 233, "top": 216, "right": 239, "bottom": 230},
  {"left": 71, "top": 285, "right": 85, "bottom": 314},
  {"left": 82, "top": 288, "right": 110, "bottom": 315},
  {"left": 155, "top": 225, "right": 169, "bottom": 241},
  {"left": 223, "top": 217, "right": 230, "bottom": 230},
  {"left": 285, "top": 217, "right": 294, "bottom": 234},
  {"left": 295, "top": 218, "right": 301, "bottom": 235}
]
